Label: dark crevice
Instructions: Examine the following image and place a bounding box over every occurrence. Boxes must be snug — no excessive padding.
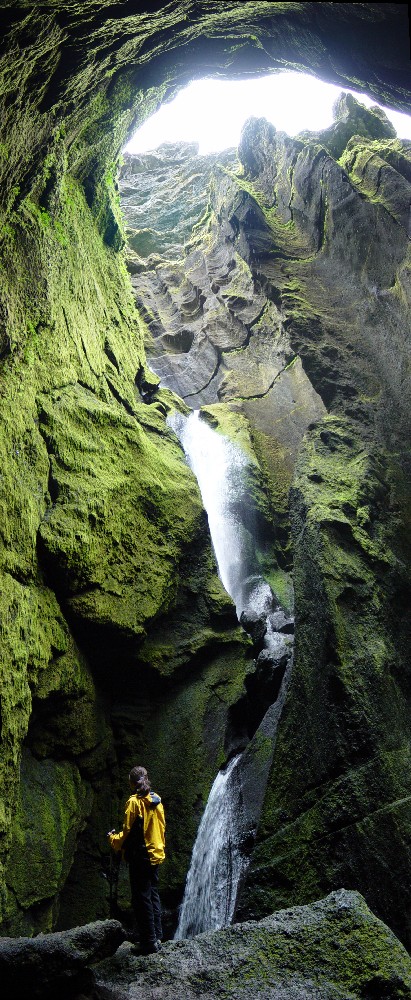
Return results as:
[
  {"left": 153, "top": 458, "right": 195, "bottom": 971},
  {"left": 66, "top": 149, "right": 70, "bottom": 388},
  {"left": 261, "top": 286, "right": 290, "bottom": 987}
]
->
[
  {"left": 317, "top": 161, "right": 328, "bottom": 253},
  {"left": 105, "top": 376, "right": 135, "bottom": 416},
  {"left": 104, "top": 341, "right": 120, "bottom": 371},
  {"left": 286, "top": 149, "right": 302, "bottom": 221},
  {"left": 183, "top": 347, "right": 222, "bottom": 400},
  {"left": 225, "top": 653, "right": 289, "bottom": 750},
  {"left": 214, "top": 322, "right": 254, "bottom": 358}
]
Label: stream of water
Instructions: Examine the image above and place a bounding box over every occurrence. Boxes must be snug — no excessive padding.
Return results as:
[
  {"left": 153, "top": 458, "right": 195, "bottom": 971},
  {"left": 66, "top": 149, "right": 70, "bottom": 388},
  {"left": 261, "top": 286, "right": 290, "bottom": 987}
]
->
[
  {"left": 168, "top": 409, "right": 250, "bottom": 615},
  {"left": 169, "top": 408, "right": 291, "bottom": 938},
  {"left": 174, "top": 754, "right": 245, "bottom": 939},
  {"left": 168, "top": 409, "right": 273, "bottom": 618}
]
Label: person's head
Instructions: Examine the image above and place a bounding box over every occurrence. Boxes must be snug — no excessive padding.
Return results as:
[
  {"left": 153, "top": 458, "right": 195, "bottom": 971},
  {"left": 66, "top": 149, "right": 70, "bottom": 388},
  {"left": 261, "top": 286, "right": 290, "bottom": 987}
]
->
[{"left": 129, "top": 765, "right": 151, "bottom": 796}]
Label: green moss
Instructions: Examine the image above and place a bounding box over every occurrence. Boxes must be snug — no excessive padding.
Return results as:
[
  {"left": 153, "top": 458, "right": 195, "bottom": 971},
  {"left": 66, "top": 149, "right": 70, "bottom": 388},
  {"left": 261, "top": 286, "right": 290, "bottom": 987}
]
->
[
  {"left": 148, "top": 642, "right": 252, "bottom": 901},
  {"left": 339, "top": 137, "right": 411, "bottom": 229},
  {"left": 200, "top": 402, "right": 259, "bottom": 462},
  {"left": 4, "top": 750, "right": 92, "bottom": 934},
  {"left": 36, "top": 383, "right": 208, "bottom": 646},
  {"left": 264, "top": 566, "right": 294, "bottom": 613},
  {"left": 0, "top": 135, "right": 156, "bottom": 926},
  {"left": 241, "top": 416, "right": 411, "bottom": 939}
]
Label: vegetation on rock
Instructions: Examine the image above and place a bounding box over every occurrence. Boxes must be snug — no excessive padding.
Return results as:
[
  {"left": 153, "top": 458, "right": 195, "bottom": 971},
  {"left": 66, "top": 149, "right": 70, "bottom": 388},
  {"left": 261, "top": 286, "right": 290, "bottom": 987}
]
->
[{"left": 0, "top": 2, "right": 410, "bottom": 969}]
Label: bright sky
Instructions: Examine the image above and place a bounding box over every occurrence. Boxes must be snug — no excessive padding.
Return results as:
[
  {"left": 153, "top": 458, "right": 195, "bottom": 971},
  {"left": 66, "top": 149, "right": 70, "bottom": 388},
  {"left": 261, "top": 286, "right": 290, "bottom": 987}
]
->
[{"left": 125, "top": 72, "right": 411, "bottom": 155}]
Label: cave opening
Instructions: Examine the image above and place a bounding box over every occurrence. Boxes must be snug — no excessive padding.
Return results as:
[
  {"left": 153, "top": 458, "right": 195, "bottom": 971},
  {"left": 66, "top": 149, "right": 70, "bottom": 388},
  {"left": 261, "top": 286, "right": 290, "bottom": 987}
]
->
[{"left": 124, "top": 72, "right": 411, "bottom": 156}]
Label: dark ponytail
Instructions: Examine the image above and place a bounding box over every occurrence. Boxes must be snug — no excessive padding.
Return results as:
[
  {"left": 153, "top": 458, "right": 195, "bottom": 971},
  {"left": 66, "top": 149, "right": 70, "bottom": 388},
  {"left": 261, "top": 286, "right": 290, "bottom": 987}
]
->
[{"left": 129, "top": 765, "right": 151, "bottom": 796}]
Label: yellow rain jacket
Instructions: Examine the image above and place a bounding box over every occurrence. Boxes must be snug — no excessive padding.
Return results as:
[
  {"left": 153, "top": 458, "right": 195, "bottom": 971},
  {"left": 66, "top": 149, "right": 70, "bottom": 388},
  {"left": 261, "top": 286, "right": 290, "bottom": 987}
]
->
[{"left": 109, "top": 791, "right": 166, "bottom": 864}]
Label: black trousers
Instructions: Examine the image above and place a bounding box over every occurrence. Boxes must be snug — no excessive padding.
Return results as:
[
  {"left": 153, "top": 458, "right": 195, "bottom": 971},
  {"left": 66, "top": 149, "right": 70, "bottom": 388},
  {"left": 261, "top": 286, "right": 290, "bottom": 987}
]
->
[{"left": 129, "top": 854, "right": 162, "bottom": 947}]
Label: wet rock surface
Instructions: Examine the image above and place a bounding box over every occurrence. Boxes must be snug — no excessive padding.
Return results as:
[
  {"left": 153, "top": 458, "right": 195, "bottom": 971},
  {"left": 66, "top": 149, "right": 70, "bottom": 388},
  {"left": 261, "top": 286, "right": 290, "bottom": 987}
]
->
[
  {"left": 93, "top": 891, "right": 411, "bottom": 1000},
  {"left": 3, "top": 894, "right": 409, "bottom": 1000}
]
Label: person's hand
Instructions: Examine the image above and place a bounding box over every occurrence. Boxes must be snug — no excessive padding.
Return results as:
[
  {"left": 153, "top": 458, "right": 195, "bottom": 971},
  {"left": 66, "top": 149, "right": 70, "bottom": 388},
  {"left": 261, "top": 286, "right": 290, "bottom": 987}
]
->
[{"left": 107, "top": 829, "right": 115, "bottom": 838}]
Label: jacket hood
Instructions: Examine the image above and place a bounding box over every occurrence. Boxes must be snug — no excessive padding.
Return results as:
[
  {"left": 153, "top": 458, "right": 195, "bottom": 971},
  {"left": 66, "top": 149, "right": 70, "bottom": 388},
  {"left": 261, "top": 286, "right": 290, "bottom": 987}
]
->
[
  {"left": 136, "top": 790, "right": 161, "bottom": 806},
  {"left": 148, "top": 791, "right": 161, "bottom": 806}
]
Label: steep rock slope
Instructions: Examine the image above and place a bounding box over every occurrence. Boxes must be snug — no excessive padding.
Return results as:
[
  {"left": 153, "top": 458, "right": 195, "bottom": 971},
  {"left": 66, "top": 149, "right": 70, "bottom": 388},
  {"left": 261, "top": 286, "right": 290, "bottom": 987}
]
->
[
  {"left": 121, "top": 93, "right": 411, "bottom": 947},
  {"left": 0, "top": 0, "right": 410, "bottom": 943},
  {"left": 230, "top": 105, "right": 411, "bottom": 945}
]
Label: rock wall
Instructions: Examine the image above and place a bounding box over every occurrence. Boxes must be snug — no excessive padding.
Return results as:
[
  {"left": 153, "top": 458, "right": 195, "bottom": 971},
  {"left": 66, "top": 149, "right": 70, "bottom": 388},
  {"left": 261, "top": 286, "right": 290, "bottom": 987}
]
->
[
  {"left": 121, "top": 92, "right": 411, "bottom": 947},
  {"left": 0, "top": 0, "right": 410, "bottom": 945},
  {"left": 0, "top": 163, "right": 252, "bottom": 933}
]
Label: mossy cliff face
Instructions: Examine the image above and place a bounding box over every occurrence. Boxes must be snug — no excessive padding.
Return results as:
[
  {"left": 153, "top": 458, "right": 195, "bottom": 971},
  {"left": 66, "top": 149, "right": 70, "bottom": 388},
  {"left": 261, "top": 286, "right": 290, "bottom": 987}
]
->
[
  {"left": 0, "top": 0, "right": 410, "bottom": 943},
  {"left": 222, "top": 106, "right": 411, "bottom": 945},
  {"left": 121, "top": 92, "right": 411, "bottom": 946},
  {"left": 0, "top": 160, "right": 252, "bottom": 933},
  {"left": 239, "top": 416, "right": 411, "bottom": 943}
]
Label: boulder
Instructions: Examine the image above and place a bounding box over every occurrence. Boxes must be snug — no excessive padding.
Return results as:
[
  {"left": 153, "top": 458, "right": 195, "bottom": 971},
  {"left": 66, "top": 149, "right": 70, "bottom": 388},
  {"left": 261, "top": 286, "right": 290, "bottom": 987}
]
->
[
  {"left": 0, "top": 919, "right": 126, "bottom": 999},
  {"left": 94, "top": 891, "right": 411, "bottom": 1000}
]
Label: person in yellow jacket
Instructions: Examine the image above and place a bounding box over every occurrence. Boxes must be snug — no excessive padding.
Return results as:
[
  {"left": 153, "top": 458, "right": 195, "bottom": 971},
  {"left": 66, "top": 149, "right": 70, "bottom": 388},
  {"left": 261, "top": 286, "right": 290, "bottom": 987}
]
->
[{"left": 108, "top": 765, "right": 166, "bottom": 954}]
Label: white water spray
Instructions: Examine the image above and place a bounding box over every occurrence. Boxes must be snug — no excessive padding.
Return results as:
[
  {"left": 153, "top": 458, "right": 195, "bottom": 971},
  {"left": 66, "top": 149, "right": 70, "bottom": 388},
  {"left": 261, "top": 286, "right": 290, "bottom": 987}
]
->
[
  {"left": 175, "top": 755, "right": 246, "bottom": 939},
  {"left": 169, "top": 409, "right": 258, "bottom": 616},
  {"left": 169, "top": 408, "right": 293, "bottom": 939}
]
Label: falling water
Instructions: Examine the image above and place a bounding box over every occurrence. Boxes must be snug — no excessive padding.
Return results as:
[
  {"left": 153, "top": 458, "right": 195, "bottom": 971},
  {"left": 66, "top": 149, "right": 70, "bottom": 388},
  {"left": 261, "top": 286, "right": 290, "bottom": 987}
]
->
[
  {"left": 169, "top": 408, "right": 292, "bottom": 939},
  {"left": 174, "top": 755, "right": 246, "bottom": 939},
  {"left": 169, "top": 409, "right": 262, "bottom": 616}
]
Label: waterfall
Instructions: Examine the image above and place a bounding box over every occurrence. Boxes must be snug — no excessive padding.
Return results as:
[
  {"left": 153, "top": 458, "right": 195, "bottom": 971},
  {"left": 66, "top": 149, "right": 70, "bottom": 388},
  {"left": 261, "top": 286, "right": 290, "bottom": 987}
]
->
[
  {"left": 168, "top": 409, "right": 262, "bottom": 617},
  {"left": 169, "top": 408, "right": 293, "bottom": 939},
  {"left": 174, "top": 755, "right": 246, "bottom": 939}
]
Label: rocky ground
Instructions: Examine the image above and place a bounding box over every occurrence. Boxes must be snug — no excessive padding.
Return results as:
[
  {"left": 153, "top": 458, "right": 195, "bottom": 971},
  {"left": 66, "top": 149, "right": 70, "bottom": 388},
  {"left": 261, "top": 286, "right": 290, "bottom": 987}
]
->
[{"left": 1, "top": 891, "right": 410, "bottom": 1000}]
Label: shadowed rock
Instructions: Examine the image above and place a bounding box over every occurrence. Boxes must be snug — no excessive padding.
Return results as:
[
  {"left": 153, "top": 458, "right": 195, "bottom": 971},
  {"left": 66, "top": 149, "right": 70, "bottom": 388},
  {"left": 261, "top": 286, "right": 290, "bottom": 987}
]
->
[
  {"left": 0, "top": 919, "right": 126, "bottom": 999},
  {"left": 94, "top": 891, "right": 411, "bottom": 1000}
]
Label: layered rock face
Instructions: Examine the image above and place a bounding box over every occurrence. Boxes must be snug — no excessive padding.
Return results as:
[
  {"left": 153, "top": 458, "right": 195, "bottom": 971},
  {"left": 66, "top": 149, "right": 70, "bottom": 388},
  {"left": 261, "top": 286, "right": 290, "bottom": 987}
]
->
[
  {"left": 121, "top": 92, "right": 411, "bottom": 947},
  {"left": 0, "top": 0, "right": 410, "bottom": 975},
  {"left": 121, "top": 139, "right": 327, "bottom": 585},
  {"left": 228, "top": 100, "right": 411, "bottom": 949}
]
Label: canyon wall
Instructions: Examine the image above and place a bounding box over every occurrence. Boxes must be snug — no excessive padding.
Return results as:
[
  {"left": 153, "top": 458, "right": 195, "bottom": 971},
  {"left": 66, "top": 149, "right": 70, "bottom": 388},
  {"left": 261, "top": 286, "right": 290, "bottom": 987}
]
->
[
  {"left": 121, "top": 91, "right": 411, "bottom": 945},
  {"left": 0, "top": 1, "right": 410, "bottom": 946}
]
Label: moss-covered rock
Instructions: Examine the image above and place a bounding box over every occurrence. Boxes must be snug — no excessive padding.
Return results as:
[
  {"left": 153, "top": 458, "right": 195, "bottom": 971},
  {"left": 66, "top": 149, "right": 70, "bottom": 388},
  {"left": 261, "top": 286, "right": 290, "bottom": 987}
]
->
[
  {"left": 239, "top": 417, "right": 411, "bottom": 946},
  {"left": 298, "top": 90, "right": 396, "bottom": 160},
  {"left": 4, "top": 750, "right": 92, "bottom": 935},
  {"left": 36, "top": 384, "right": 206, "bottom": 652},
  {"left": 95, "top": 890, "right": 411, "bottom": 1000},
  {"left": 0, "top": 0, "right": 411, "bottom": 947}
]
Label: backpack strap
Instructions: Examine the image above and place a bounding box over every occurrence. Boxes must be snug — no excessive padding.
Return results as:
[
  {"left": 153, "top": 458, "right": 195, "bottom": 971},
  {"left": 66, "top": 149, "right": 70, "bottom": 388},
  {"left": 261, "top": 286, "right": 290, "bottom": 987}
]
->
[{"left": 122, "top": 811, "right": 145, "bottom": 861}]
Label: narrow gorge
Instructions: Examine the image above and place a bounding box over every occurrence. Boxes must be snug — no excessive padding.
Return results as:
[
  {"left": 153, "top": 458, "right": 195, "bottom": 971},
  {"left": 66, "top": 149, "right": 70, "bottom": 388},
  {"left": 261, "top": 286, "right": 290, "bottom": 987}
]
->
[{"left": 0, "top": 5, "right": 411, "bottom": 999}]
